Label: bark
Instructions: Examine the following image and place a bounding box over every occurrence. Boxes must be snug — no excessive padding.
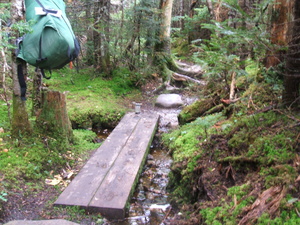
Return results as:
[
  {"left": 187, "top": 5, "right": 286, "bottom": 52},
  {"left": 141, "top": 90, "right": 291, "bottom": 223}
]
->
[
  {"left": 266, "top": 0, "right": 293, "bottom": 68},
  {"left": 178, "top": 97, "right": 220, "bottom": 125},
  {"left": 0, "top": 14, "right": 12, "bottom": 123},
  {"left": 282, "top": 0, "right": 300, "bottom": 108},
  {"left": 172, "top": 72, "right": 204, "bottom": 84},
  {"left": 189, "top": 0, "right": 199, "bottom": 17},
  {"left": 32, "top": 69, "right": 43, "bottom": 116},
  {"left": 206, "top": 0, "right": 216, "bottom": 20},
  {"left": 11, "top": 0, "right": 32, "bottom": 137},
  {"left": 36, "top": 90, "right": 73, "bottom": 147},
  {"left": 179, "top": 0, "right": 184, "bottom": 30},
  {"left": 113, "top": 0, "right": 124, "bottom": 63},
  {"left": 239, "top": 186, "right": 286, "bottom": 225},
  {"left": 124, "top": 0, "right": 141, "bottom": 70},
  {"left": 229, "top": 72, "right": 236, "bottom": 100},
  {"left": 156, "top": 0, "right": 174, "bottom": 54},
  {"left": 154, "top": 0, "right": 203, "bottom": 83},
  {"left": 85, "top": 0, "right": 94, "bottom": 65},
  {"left": 93, "top": 0, "right": 111, "bottom": 75}
]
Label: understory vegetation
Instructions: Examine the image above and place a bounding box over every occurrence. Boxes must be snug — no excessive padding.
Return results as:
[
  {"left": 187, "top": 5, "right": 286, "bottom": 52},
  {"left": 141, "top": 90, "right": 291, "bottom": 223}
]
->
[
  {"left": 160, "top": 2, "right": 300, "bottom": 224},
  {"left": 0, "top": 67, "right": 142, "bottom": 222}
]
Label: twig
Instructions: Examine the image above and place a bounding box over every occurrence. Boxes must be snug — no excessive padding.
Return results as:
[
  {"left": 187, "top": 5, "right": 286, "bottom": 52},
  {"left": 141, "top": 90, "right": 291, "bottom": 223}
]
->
[
  {"left": 161, "top": 206, "right": 172, "bottom": 224},
  {"left": 229, "top": 72, "right": 236, "bottom": 100},
  {"left": 272, "top": 109, "right": 300, "bottom": 123}
]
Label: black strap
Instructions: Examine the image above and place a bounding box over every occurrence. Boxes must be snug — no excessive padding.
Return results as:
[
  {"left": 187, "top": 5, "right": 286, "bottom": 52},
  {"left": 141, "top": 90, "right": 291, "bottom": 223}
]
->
[
  {"left": 36, "top": 34, "right": 47, "bottom": 64},
  {"left": 40, "top": 68, "right": 51, "bottom": 80},
  {"left": 17, "top": 63, "right": 27, "bottom": 101},
  {"left": 35, "top": 0, "right": 58, "bottom": 14}
]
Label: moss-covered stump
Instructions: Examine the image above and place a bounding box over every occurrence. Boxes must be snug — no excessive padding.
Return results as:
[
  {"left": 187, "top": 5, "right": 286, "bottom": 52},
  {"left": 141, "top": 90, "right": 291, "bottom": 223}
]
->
[
  {"left": 178, "top": 97, "right": 219, "bottom": 125},
  {"left": 36, "top": 90, "right": 73, "bottom": 148}
]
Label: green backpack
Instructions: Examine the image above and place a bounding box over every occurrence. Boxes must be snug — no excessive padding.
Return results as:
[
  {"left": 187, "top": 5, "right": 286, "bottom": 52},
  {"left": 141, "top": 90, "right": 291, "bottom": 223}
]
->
[{"left": 17, "top": 0, "right": 80, "bottom": 72}]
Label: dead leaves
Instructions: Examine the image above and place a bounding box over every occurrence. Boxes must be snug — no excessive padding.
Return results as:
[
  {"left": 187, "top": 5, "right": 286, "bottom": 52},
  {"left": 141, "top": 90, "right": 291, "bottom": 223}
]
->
[
  {"left": 45, "top": 174, "right": 64, "bottom": 186},
  {"left": 45, "top": 168, "right": 75, "bottom": 187}
]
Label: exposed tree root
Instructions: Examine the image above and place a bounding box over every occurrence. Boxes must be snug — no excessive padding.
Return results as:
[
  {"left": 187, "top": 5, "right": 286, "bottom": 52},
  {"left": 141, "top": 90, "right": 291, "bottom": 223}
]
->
[
  {"left": 238, "top": 186, "right": 286, "bottom": 225},
  {"left": 154, "top": 52, "right": 204, "bottom": 89},
  {"left": 172, "top": 72, "right": 206, "bottom": 85}
]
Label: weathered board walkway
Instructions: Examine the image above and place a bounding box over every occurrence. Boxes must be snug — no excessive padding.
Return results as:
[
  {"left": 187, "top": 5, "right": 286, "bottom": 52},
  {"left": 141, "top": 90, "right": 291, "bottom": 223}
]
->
[{"left": 54, "top": 112, "right": 159, "bottom": 219}]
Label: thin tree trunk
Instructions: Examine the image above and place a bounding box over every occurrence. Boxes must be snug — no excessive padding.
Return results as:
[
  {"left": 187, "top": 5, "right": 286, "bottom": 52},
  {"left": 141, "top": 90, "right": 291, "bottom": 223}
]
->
[
  {"left": 283, "top": 0, "right": 300, "bottom": 108},
  {"left": 206, "top": 0, "right": 215, "bottom": 20},
  {"left": 180, "top": 0, "right": 184, "bottom": 30},
  {"left": 86, "top": 0, "right": 94, "bottom": 65},
  {"left": 11, "top": 0, "right": 32, "bottom": 137},
  {"left": 93, "top": 0, "right": 111, "bottom": 75},
  {"left": 0, "top": 16, "right": 12, "bottom": 124}
]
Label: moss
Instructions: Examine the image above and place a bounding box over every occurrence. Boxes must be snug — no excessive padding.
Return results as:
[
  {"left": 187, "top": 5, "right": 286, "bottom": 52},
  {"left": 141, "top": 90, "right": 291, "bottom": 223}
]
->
[
  {"left": 42, "top": 68, "right": 138, "bottom": 129},
  {"left": 178, "top": 97, "right": 219, "bottom": 125},
  {"left": 259, "top": 165, "right": 297, "bottom": 188},
  {"left": 163, "top": 112, "right": 225, "bottom": 162},
  {"left": 200, "top": 184, "right": 255, "bottom": 225},
  {"left": 0, "top": 102, "right": 10, "bottom": 129},
  {"left": 0, "top": 128, "right": 100, "bottom": 182}
]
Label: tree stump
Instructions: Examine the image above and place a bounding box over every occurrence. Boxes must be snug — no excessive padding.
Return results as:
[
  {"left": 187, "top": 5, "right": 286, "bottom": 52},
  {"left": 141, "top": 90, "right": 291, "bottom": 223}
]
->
[
  {"left": 32, "top": 69, "right": 42, "bottom": 116},
  {"left": 36, "top": 90, "right": 73, "bottom": 148}
]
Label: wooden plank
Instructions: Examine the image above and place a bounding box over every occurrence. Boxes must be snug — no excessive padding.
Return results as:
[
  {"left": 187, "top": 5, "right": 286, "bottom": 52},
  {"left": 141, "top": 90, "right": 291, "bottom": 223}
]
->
[
  {"left": 54, "top": 113, "right": 141, "bottom": 207},
  {"left": 88, "top": 113, "right": 159, "bottom": 219}
]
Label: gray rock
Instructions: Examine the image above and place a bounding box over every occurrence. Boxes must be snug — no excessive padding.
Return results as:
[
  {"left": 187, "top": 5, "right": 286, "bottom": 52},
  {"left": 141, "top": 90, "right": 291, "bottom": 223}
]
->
[
  {"left": 155, "top": 94, "right": 183, "bottom": 108},
  {"left": 4, "top": 219, "right": 79, "bottom": 225}
]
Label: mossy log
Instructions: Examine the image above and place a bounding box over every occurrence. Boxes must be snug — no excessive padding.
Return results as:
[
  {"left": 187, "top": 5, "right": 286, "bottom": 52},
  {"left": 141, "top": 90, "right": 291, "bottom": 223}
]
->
[
  {"left": 178, "top": 97, "right": 220, "bottom": 125},
  {"left": 36, "top": 90, "right": 73, "bottom": 147}
]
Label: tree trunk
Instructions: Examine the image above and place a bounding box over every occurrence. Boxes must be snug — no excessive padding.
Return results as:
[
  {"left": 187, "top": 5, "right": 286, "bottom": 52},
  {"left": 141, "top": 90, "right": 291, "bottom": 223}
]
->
[
  {"left": 266, "top": 0, "right": 292, "bottom": 68},
  {"left": 0, "top": 13, "right": 12, "bottom": 123},
  {"left": 206, "top": 0, "right": 216, "bottom": 20},
  {"left": 282, "top": 0, "right": 300, "bottom": 108},
  {"left": 85, "top": 0, "right": 94, "bottom": 65},
  {"left": 36, "top": 90, "right": 73, "bottom": 147},
  {"left": 11, "top": 0, "right": 32, "bottom": 137},
  {"left": 93, "top": 0, "right": 111, "bottom": 75},
  {"left": 179, "top": 0, "right": 184, "bottom": 30},
  {"left": 156, "top": 0, "right": 174, "bottom": 54},
  {"left": 32, "top": 69, "right": 43, "bottom": 116}
]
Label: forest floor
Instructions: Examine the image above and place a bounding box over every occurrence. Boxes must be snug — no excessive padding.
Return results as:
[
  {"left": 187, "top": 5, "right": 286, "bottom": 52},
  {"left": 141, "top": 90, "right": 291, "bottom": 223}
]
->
[
  {"left": 0, "top": 74, "right": 194, "bottom": 225},
  {"left": 2, "top": 62, "right": 299, "bottom": 225}
]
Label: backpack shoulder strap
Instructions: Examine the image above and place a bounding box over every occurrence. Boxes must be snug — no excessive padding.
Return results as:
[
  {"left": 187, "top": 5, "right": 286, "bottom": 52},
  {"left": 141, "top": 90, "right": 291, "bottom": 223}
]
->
[{"left": 35, "top": 0, "right": 59, "bottom": 14}]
